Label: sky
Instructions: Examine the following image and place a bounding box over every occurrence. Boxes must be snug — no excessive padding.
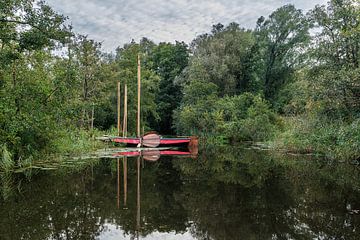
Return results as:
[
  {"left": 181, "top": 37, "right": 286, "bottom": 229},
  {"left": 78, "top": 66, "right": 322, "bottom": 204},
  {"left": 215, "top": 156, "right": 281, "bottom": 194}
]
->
[{"left": 46, "top": 0, "right": 328, "bottom": 52}]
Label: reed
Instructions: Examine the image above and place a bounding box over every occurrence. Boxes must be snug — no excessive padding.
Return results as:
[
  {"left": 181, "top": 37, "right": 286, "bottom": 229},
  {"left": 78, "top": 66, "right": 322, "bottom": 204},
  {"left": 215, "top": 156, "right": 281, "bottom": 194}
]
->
[{"left": 0, "top": 145, "right": 14, "bottom": 172}]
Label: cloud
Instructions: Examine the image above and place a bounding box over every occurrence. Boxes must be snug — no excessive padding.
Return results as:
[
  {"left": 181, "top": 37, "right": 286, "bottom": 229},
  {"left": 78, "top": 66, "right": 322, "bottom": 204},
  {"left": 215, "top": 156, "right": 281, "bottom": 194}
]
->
[{"left": 45, "top": 0, "right": 327, "bottom": 52}]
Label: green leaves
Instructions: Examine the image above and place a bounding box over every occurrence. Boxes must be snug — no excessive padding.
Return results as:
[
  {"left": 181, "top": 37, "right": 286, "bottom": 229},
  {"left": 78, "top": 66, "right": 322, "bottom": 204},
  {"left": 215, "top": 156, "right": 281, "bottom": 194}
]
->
[
  {"left": 184, "top": 23, "right": 255, "bottom": 96},
  {"left": 256, "top": 4, "right": 310, "bottom": 101},
  {"left": 175, "top": 90, "right": 278, "bottom": 142},
  {"left": 148, "top": 42, "right": 189, "bottom": 134},
  {"left": 310, "top": 0, "right": 360, "bottom": 68}
]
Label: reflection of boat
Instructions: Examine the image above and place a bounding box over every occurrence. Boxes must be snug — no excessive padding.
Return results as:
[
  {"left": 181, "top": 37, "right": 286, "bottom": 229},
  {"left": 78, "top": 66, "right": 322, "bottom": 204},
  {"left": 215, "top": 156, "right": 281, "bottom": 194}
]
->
[{"left": 113, "top": 149, "right": 196, "bottom": 161}]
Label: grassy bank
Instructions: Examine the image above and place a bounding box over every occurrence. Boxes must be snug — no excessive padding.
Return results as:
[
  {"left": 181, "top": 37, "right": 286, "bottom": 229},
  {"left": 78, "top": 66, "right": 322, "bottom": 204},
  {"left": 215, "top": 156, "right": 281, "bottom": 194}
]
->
[
  {"left": 0, "top": 128, "right": 111, "bottom": 173},
  {"left": 273, "top": 117, "right": 360, "bottom": 161}
]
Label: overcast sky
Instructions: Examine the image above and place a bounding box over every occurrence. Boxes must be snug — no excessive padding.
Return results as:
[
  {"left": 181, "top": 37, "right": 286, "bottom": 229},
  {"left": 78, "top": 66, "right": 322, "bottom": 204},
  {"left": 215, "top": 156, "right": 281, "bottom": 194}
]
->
[{"left": 46, "top": 0, "right": 327, "bottom": 52}]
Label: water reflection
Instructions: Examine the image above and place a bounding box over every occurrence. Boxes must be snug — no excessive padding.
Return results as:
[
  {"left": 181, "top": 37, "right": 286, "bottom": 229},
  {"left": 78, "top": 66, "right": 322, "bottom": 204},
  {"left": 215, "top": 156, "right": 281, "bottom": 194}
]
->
[
  {"left": 0, "top": 147, "right": 359, "bottom": 239},
  {"left": 115, "top": 150, "right": 194, "bottom": 240}
]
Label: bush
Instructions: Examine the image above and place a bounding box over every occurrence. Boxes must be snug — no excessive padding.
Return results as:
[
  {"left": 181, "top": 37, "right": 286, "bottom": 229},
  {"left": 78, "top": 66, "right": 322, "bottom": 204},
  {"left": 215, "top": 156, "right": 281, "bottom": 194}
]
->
[
  {"left": 50, "top": 128, "right": 102, "bottom": 155},
  {"left": 220, "top": 94, "right": 279, "bottom": 142},
  {"left": 174, "top": 92, "right": 279, "bottom": 142}
]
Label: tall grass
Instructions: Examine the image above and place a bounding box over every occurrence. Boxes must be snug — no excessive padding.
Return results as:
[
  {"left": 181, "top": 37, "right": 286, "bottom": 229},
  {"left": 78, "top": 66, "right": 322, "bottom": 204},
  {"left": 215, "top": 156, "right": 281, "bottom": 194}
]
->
[
  {"left": 275, "top": 117, "right": 360, "bottom": 161},
  {"left": 50, "top": 128, "right": 105, "bottom": 156},
  {"left": 0, "top": 144, "right": 15, "bottom": 172}
]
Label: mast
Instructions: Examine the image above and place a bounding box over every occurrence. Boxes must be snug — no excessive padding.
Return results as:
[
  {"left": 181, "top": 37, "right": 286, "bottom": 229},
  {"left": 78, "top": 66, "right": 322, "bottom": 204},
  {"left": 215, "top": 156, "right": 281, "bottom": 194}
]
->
[
  {"left": 122, "top": 83, "right": 128, "bottom": 137},
  {"left": 117, "top": 81, "right": 122, "bottom": 136},
  {"left": 137, "top": 54, "right": 141, "bottom": 138}
]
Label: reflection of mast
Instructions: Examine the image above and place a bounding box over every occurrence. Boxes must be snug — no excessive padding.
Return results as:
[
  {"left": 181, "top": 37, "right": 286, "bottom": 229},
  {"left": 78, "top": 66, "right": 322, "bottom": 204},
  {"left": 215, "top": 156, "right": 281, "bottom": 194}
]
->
[
  {"left": 136, "top": 156, "right": 141, "bottom": 239},
  {"left": 123, "top": 156, "right": 127, "bottom": 207},
  {"left": 117, "top": 158, "right": 120, "bottom": 209},
  {"left": 116, "top": 156, "right": 128, "bottom": 209}
]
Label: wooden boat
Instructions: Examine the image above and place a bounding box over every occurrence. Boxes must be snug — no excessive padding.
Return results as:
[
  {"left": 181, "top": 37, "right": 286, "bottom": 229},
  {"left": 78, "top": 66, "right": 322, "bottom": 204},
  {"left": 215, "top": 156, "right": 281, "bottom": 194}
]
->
[{"left": 98, "top": 132, "right": 198, "bottom": 148}]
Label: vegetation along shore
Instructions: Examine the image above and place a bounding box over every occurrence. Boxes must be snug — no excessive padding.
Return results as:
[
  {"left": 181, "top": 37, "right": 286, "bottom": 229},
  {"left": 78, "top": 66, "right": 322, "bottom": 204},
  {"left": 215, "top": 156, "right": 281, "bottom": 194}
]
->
[{"left": 0, "top": 0, "right": 359, "bottom": 172}]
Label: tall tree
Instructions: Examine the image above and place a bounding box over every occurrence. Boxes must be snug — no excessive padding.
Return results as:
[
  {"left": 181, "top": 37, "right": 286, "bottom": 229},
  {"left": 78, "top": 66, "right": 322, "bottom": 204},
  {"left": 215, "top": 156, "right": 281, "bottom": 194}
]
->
[
  {"left": 0, "top": 0, "right": 71, "bottom": 159},
  {"left": 182, "top": 22, "right": 255, "bottom": 96},
  {"left": 74, "top": 35, "right": 103, "bottom": 128},
  {"left": 149, "top": 41, "right": 189, "bottom": 134},
  {"left": 115, "top": 39, "right": 160, "bottom": 135},
  {"left": 256, "top": 4, "right": 310, "bottom": 101},
  {"left": 308, "top": 0, "right": 360, "bottom": 118}
]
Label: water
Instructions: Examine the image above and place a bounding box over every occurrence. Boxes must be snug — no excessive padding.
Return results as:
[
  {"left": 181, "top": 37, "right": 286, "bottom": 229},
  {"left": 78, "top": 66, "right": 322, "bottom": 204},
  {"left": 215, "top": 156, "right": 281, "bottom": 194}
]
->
[{"left": 0, "top": 146, "right": 359, "bottom": 240}]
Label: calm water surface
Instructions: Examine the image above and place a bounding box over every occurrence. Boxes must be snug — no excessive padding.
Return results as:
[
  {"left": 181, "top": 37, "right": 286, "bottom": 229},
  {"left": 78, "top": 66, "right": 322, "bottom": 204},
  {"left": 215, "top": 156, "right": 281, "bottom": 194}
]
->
[{"left": 0, "top": 146, "right": 359, "bottom": 239}]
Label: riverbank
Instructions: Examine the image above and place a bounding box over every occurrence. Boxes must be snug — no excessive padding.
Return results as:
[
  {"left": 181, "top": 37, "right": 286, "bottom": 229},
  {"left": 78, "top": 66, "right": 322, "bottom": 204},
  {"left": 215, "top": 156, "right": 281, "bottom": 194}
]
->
[
  {"left": 273, "top": 117, "right": 360, "bottom": 162},
  {"left": 0, "top": 128, "right": 110, "bottom": 173}
]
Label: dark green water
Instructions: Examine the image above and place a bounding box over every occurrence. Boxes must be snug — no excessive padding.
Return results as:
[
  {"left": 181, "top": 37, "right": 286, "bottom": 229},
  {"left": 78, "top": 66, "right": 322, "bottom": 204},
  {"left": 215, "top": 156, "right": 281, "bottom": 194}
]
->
[{"left": 1, "top": 146, "right": 360, "bottom": 240}]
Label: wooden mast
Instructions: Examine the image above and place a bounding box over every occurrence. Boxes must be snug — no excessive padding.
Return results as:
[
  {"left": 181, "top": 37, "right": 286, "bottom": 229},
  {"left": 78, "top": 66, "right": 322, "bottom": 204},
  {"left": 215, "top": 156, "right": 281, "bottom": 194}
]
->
[
  {"left": 117, "top": 81, "right": 122, "bottom": 136},
  {"left": 122, "top": 84, "right": 128, "bottom": 137},
  {"left": 137, "top": 54, "right": 141, "bottom": 138}
]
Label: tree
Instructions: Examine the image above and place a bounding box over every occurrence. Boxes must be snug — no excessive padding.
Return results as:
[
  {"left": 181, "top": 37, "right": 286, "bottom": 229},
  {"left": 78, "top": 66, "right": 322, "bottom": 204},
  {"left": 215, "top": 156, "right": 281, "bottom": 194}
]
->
[
  {"left": 73, "top": 35, "right": 103, "bottom": 128},
  {"left": 310, "top": 0, "right": 360, "bottom": 68},
  {"left": 308, "top": 0, "right": 360, "bottom": 119},
  {"left": 0, "top": 0, "right": 71, "bottom": 159},
  {"left": 114, "top": 39, "right": 160, "bottom": 135},
  {"left": 183, "top": 23, "right": 255, "bottom": 96},
  {"left": 256, "top": 5, "right": 310, "bottom": 102},
  {"left": 148, "top": 41, "right": 189, "bottom": 134}
]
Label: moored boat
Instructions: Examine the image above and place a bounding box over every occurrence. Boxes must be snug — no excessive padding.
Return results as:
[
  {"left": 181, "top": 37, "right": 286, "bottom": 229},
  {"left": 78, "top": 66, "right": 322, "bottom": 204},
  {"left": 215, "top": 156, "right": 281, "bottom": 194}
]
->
[{"left": 98, "top": 133, "right": 198, "bottom": 148}]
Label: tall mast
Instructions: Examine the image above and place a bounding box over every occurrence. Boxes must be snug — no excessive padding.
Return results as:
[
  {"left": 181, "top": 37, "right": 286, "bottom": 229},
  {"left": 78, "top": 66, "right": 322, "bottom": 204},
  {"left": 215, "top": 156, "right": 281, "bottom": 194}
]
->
[
  {"left": 122, "top": 83, "right": 128, "bottom": 137},
  {"left": 137, "top": 54, "right": 141, "bottom": 138},
  {"left": 117, "top": 81, "right": 122, "bottom": 136}
]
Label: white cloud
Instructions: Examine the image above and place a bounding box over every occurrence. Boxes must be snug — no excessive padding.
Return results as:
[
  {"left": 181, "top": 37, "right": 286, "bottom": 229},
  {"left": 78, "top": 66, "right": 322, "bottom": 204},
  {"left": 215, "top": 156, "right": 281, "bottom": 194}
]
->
[{"left": 45, "top": 0, "right": 327, "bottom": 52}]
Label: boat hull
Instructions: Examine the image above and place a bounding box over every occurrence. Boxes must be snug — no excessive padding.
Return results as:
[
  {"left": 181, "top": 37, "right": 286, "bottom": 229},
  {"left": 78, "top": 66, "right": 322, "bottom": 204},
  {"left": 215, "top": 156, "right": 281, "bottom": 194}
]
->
[{"left": 111, "top": 137, "right": 192, "bottom": 147}]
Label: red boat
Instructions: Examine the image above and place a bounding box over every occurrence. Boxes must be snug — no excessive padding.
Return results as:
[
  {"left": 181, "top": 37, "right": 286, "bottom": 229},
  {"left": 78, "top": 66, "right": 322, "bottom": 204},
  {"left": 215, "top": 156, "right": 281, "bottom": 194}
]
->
[
  {"left": 99, "top": 132, "right": 198, "bottom": 148},
  {"left": 112, "top": 137, "right": 193, "bottom": 146}
]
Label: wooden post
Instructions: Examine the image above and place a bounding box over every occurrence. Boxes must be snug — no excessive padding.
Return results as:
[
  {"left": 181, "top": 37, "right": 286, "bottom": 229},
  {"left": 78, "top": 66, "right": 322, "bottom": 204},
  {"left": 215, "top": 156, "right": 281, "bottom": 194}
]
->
[
  {"left": 137, "top": 54, "right": 141, "bottom": 138},
  {"left": 117, "top": 81, "right": 122, "bottom": 136},
  {"left": 122, "top": 84, "right": 128, "bottom": 137}
]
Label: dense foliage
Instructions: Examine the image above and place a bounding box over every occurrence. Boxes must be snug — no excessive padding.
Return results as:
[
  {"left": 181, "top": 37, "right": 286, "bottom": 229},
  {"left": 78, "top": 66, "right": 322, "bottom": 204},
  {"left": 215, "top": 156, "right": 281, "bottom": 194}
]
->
[{"left": 0, "top": 0, "right": 359, "bottom": 165}]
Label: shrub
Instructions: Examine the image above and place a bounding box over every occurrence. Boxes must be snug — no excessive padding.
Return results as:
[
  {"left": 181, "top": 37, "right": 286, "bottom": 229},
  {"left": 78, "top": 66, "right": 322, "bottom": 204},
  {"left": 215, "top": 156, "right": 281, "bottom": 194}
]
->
[{"left": 174, "top": 92, "right": 279, "bottom": 142}]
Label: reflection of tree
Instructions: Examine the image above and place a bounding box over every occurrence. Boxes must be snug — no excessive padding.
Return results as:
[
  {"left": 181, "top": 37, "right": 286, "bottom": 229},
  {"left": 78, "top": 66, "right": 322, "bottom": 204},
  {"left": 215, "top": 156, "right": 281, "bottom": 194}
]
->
[
  {"left": 0, "top": 165, "right": 105, "bottom": 240},
  {"left": 173, "top": 147, "right": 360, "bottom": 240},
  {"left": 174, "top": 147, "right": 299, "bottom": 240},
  {"left": 0, "top": 158, "right": 190, "bottom": 239},
  {"left": 140, "top": 157, "right": 189, "bottom": 235},
  {"left": 0, "top": 148, "right": 359, "bottom": 239},
  {"left": 281, "top": 158, "right": 360, "bottom": 240}
]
